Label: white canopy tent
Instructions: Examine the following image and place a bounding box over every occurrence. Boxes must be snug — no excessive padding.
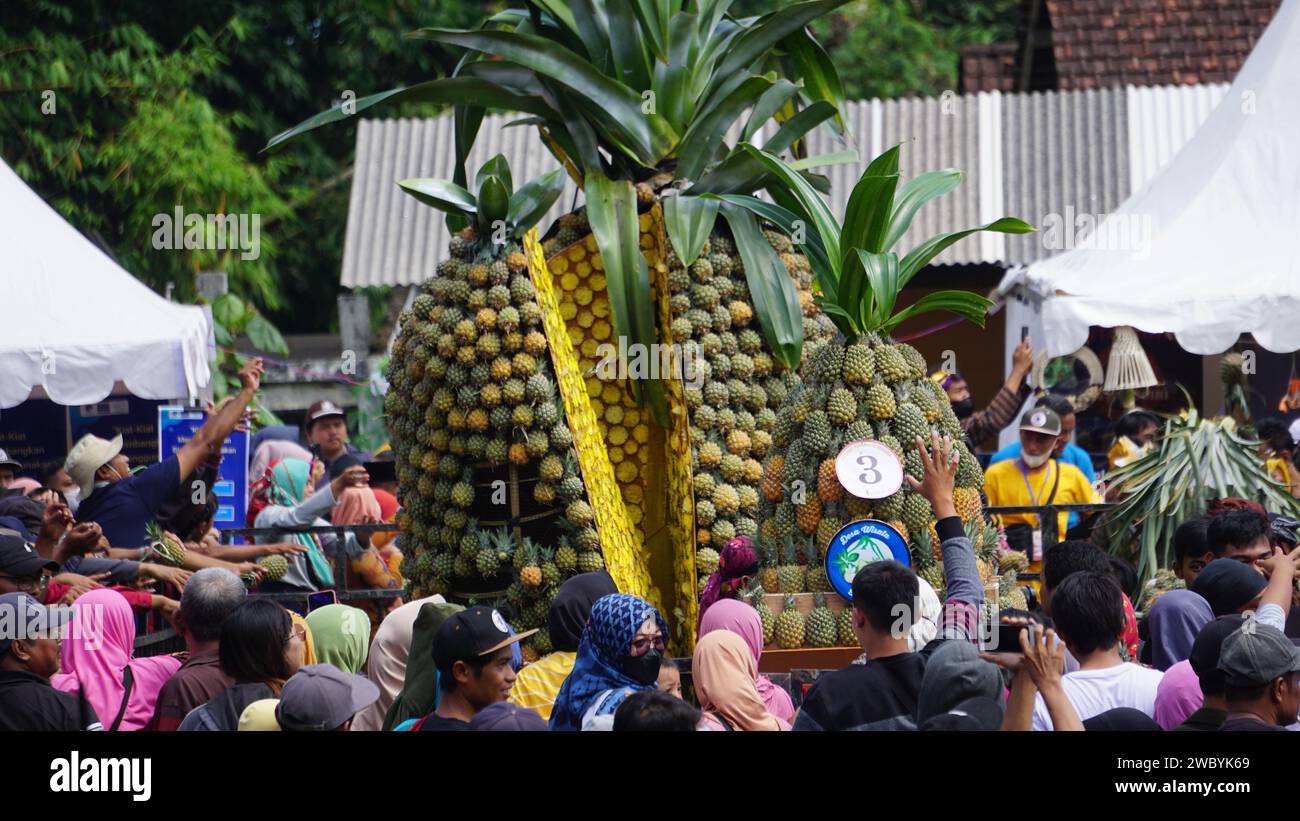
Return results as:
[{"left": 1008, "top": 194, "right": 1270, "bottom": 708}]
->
[
  {"left": 0, "top": 158, "right": 213, "bottom": 409},
  {"left": 998, "top": 0, "right": 1300, "bottom": 358}
]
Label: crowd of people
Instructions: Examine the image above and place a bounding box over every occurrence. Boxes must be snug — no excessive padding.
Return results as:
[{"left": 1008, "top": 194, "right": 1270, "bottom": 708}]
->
[{"left": 3, "top": 345, "right": 1300, "bottom": 732}]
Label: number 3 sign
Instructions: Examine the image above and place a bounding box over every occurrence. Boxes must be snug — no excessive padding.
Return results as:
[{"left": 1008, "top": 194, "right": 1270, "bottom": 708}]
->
[{"left": 835, "top": 440, "right": 904, "bottom": 499}]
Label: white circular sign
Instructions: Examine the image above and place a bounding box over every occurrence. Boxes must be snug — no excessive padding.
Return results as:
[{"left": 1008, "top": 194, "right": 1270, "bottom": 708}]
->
[{"left": 835, "top": 439, "right": 905, "bottom": 499}]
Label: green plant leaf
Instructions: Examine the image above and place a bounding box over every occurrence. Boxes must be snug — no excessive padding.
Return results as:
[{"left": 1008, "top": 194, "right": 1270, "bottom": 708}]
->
[
  {"left": 414, "top": 28, "right": 675, "bottom": 163},
  {"left": 397, "top": 178, "right": 478, "bottom": 217},
  {"left": 677, "top": 75, "right": 777, "bottom": 179},
  {"left": 711, "top": 1, "right": 847, "bottom": 95},
  {"left": 879, "top": 289, "right": 992, "bottom": 334},
  {"left": 213, "top": 322, "right": 233, "bottom": 347},
  {"left": 212, "top": 293, "right": 247, "bottom": 329},
  {"left": 780, "top": 29, "right": 845, "bottom": 132},
  {"left": 853, "top": 249, "right": 899, "bottom": 329},
  {"left": 787, "top": 149, "right": 858, "bottom": 171},
  {"left": 475, "top": 154, "right": 514, "bottom": 198},
  {"left": 631, "top": 0, "right": 674, "bottom": 62},
  {"left": 584, "top": 172, "right": 661, "bottom": 421},
  {"left": 263, "top": 78, "right": 557, "bottom": 152},
  {"left": 762, "top": 100, "right": 838, "bottom": 155},
  {"left": 662, "top": 194, "right": 720, "bottom": 269},
  {"left": 883, "top": 169, "right": 961, "bottom": 251},
  {"left": 719, "top": 203, "right": 804, "bottom": 370},
  {"left": 476, "top": 174, "right": 512, "bottom": 228},
  {"left": 842, "top": 145, "right": 899, "bottom": 258},
  {"left": 897, "top": 217, "right": 1036, "bottom": 287},
  {"left": 605, "top": 0, "right": 652, "bottom": 91},
  {"left": 652, "top": 12, "right": 700, "bottom": 133},
  {"left": 246, "top": 313, "right": 289, "bottom": 355},
  {"left": 742, "top": 77, "right": 801, "bottom": 143},
  {"left": 737, "top": 143, "right": 840, "bottom": 280},
  {"left": 508, "top": 168, "right": 567, "bottom": 236},
  {"left": 703, "top": 193, "right": 832, "bottom": 289}
]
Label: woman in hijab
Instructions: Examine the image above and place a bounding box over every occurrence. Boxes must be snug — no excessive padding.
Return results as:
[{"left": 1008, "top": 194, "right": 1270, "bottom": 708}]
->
[
  {"left": 351, "top": 595, "right": 445, "bottom": 731},
  {"left": 1153, "top": 659, "right": 1203, "bottom": 729},
  {"left": 249, "top": 440, "right": 313, "bottom": 489},
  {"left": 550, "top": 593, "right": 668, "bottom": 731},
  {"left": 693, "top": 630, "right": 790, "bottom": 731},
  {"left": 247, "top": 458, "right": 368, "bottom": 600},
  {"left": 510, "top": 571, "right": 618, "bottom": 720},
  {"left": 369, "top": 488, "right": 401, "bottom": 554},
  {"left": 51, "top": 589, "right": 182, "bottom": 731},
  {"left": 179, "top": 599, "right": 306, "bottom": 731},
  {"left": 290, "top": 612, "right": 317, "bottom": 665},
  {"left": 697, "top": 598, "right": 794, "bottom": 723},
  {"left": 384, "top": 602, "right": 464, "bottom": 730},
  {"left": 305, "top": 603, "right": 371, "bottom": 673},
  {"left": 330, "top": 486, "right": 403, "bottom": 630},
  {"left": 697, "top": 537, "right": 758, "bottom": 630},
  {"left": 1147, "top": 589, "right": 1214, "bottom": 670}
]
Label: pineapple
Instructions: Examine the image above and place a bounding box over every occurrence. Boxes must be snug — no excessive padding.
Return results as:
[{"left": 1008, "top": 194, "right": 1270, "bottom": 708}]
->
[
  {"left": 836, "top": 605, "right": 856, "bottom": 646},
  {"left": 776, "top": 539, "right": 806, "bottom": 594},
  {"left": 806, "top": 593, "right": 836, "bottom": 648},
  {"left": 759, "top": 543, "right": 780, "bottom": 594},
  {"left": 519, "top": 538, "right": 542, "bottom": 588},
  {"left": 144, "top": 522, "right": 186, "bottom": 567},
  {"left": 748, "top": 586, "right": 776, "bottom": 646},
  {"left": 555, "top": 539, "right": 578, "bottom": 574},
  {"left": 753, "top": 145, "right": 1030, "bottom": 586},
  {"left": 255, "top": 554, "right": 289, "bottom": 583},
  {"left": 774, "top": 594, "right": 806, "bottom": 649},
  {"left": 816, "top": 457, "right": 843, "bottom": 503}
]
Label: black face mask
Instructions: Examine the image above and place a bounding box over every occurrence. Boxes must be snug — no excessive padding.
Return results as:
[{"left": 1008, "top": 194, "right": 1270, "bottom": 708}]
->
[
  {"left": 952, "top": 398, "right": 975, "bottom": 418},
  {"left": 620, "top": 649, "right": 662, "bottom": 685}
]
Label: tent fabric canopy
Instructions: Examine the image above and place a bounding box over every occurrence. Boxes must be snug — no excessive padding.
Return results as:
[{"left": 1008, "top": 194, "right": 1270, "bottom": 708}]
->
[
  {"left": 998, "top": 0, "right": 1300, "bottom": 357},
  {"left": 0, "top": 158, "right": 213, "bottom": 409}
]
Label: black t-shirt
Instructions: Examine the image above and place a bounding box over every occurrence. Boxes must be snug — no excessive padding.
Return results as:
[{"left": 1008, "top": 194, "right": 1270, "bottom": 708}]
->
[
  {"left": 416, "top": 713, "right": 471, "bottom": 732},
  {"left": 1218, "top": 717, "right": 1286, "bottom": 732},
  {"left": 792, "top": 651, "right": 929, "bottom": 731},
  {"left": 0, "top": 670, "right": 102, "bottom": 731}
]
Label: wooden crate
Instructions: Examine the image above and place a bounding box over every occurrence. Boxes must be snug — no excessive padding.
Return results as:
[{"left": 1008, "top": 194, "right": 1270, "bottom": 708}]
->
[{"left": 762, "top": 592, "right": 858, "bottom": 654}]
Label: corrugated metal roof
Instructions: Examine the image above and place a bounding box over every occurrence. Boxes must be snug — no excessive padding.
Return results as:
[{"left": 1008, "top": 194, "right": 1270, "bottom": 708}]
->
[
  {"left": 1001, "top": 86, "right": 1129, "bottom": 265},
  {"left": 342, "top": 83, "right": 1226, "bottom": 287}
]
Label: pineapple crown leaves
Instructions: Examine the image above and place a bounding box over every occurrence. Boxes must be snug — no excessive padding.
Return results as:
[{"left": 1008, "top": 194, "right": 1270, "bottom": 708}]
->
[
  {"left": 266, "top": 2, "right": 859, "bottom": 419},
  {"left": 736, "top": 141, "right": 1037, "bottom": 340},
  {"left": 398, "top": 154, "right": 566, "bottom": 239}
]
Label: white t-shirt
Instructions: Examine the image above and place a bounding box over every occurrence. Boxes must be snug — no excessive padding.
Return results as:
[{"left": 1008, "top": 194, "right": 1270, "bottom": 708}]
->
[{"left": 1031, "top": 662, "right": 1165, "bottom": 730}]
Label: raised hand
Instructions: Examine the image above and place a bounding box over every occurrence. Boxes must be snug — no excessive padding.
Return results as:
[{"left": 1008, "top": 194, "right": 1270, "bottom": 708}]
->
[{"left": 904, "top": 430, "right": 958, "bottom": 520}]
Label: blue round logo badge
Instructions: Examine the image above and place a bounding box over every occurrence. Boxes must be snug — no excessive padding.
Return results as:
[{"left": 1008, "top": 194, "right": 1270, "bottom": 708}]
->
[{"left": 825, "top": 519, "right": 910, "bottom": 602}]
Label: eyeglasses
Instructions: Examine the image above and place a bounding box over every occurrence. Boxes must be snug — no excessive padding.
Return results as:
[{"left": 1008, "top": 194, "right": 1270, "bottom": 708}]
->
[
  {"left": 0, "top": 573, "right": 48, "bottom": 594},
  {"left": 286, "top": 623, "right": 307, "bottom": 645},
  {"left": 630, "top": 634, "right": 665, "bottom": 657}
]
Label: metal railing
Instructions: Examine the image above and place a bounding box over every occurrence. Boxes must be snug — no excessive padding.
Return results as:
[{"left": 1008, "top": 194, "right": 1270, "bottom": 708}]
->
[{"left": 221, "top": 523, "right": 404, "bottom": 607}]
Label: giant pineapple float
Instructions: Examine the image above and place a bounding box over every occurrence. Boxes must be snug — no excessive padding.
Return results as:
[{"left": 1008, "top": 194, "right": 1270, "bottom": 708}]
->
[{"left": 270, "top": 0, "right": 860, "bottom": 652}]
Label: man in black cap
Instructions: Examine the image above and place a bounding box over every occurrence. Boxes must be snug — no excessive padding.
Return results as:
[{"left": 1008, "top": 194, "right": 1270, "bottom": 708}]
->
[
  {"left": 1217, "top": 621, "right": 1300, "bottom": 731},
  {"left": 304, "top": 400, "right": 370, "bottom": 490},
  {"left": 276, "top": 664, "right": 380, "bottom": 731},
  {"left": 1172, "top": 616, "right": 1246, "bottom": 731},
  {"left": 0, "top": 592, "right": 101, "bottom": 730},
  {"left": 0, "top": 448, "right": 22, "bottom": 492},
  {"left": 414, "top": 607, "right": 534, "bottom": 731},
  {"left": 0, "top": 528, "right": 60, "bottom": 599}
]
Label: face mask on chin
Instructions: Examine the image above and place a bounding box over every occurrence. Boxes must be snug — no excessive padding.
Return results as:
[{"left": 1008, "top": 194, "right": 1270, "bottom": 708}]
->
[{"left": 1021, "top": 450, "right": 1051, "bottom": 468}]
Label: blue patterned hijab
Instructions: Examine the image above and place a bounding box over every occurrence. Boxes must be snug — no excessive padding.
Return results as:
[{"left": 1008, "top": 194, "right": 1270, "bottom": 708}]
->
[{"left": 549, "top": 593, "right": 668, "bottom": 731}]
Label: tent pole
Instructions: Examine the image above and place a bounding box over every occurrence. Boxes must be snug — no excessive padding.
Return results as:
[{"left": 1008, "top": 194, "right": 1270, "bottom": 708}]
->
[{"left": 1202, "top": 352, "right": 1224, "bottom": 417}]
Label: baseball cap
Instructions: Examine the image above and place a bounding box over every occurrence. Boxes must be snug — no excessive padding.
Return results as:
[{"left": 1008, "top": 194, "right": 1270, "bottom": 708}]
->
[
  {"left": 0, "top": 529, "right": 59, "bottom": 578},
  {"left": 1217, "top": 620, "right": 1300, "bottom": 687},
  {"left": 237, "top": 699, "right": 282, "bottom": 731},
  {"left": 918, "top": 696, "right": 1003, "bottom": 731},
  {"left": 468, "top": 701, "right": 549, "bottom": 731},
  {"left": 1192, "top": 558, "right": 1267, "bottom": 616},
  {"left": 0, "top": 449, "right": 21, "bottom": 471},
  {"left": 1018, "top": 407, "right": 1062, "bottom": 436},
  {"left": 276, "top": 664, "right": 380, "bottom": 731},
  {"left": 0, "top": 592, "right": 72, "bottom": 655},
  {"left": 305, "top": 400, "right": 347, "bottom": 429},
  {"left": 64, "top": 433, "right": 124, "bottom": 501},
  {"left": 1189, "top": 615, "right": 1246, "bottom": 693},
  {"left": 434, "top": 607, "right": 536, "bottom": 675},
  {"left": 1268, "top": 513, "right": 1300, "bottom": 547}
]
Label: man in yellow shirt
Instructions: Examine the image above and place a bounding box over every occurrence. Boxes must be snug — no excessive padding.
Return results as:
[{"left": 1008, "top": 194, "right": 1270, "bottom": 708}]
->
[
  {"left": 509, "top": 571, "right": 617, "bottom": 720},
  {"left": 985, "top": 407, "right": 1100, "bottom": 572}
]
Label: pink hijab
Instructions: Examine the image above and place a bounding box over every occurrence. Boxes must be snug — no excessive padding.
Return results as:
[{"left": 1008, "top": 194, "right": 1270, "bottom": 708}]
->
[
  {"left": 697, "top": 598, "right": 795, "bottom": 723},
  {"left": 9, "top": 477, "right": 42, "bottom": 495},
  {"left": 249, "top": 440, "right": 313, "bottom": 489},
  {"left": 332, "top": 486, "right": 382, "bottom": 525},
  {"left": 52, "top": 589, "right": 181, "bottom": 731},
  {"left": 1153, "top": 659, "right": 1203, "bottom": 730}
]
